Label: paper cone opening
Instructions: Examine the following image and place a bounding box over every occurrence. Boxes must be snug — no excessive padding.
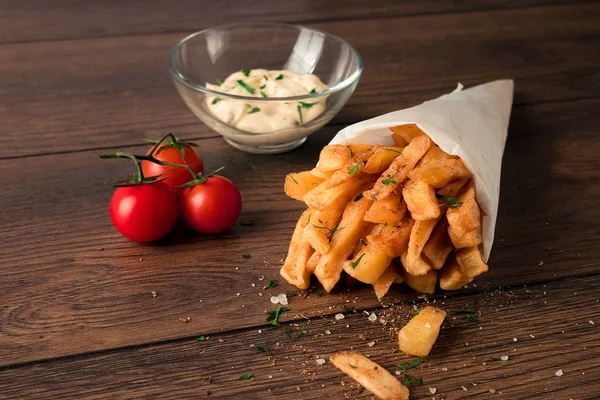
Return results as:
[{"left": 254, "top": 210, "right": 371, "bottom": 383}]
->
[{"left": 329, "top": 80, "right": 514, "bottom": 260}]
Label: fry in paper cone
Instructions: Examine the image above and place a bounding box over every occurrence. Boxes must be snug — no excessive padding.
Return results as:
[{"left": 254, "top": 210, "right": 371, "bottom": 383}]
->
[{"left": 281, "top": 80, "right": 514, "bottom": 297}]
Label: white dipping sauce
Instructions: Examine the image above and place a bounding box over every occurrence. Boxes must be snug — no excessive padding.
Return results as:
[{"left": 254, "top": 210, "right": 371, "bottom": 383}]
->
[{"left": 205, "top": 69, "right": 328, "bottom": 134}]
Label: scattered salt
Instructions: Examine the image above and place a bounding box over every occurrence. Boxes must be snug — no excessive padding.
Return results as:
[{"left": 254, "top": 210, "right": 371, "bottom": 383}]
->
[
  {"left": 500, "top": 356, "right": 509, "bottom": 361},
  {"left": 555, "top": 369, "right": 563, "bottom": 377},
  {"left": 316, "top": 359, "right": 326, "bottom": 366},
  {"left": 268, "top": 375, "right": 273, "bottom": 379},
  {"left": 425, "top": 322, "right": 431, "bottom": 329},
  {"left": 325, "top": 330, "right": 331, "bottom": 335},
  {"left": 335, "top": 313, "right": 345, "bottom": 320},
  {"left": 441, "top": 367, "right": 448, "bottom": 372},
  {"left": 395, "top": 371, "right": 401, "bottom": 376},
  {"left": 367, "top": 341, "right": 375, "bottom": 347},
  {"left": 368, "top": 313, "right": 377, "bottom": 322},
  {"left": 258, "top": 329, "right": 262, "bottom": 333},
  {"left": 277, "top": 294, "right": 288, "bottom": 306},
  {"left": 270, "top": 296, "right": 279, "bottom": 304},
  {"left": 429, "top": 387, "right": 437, "bottom": 394},
  {"left": 251, "top": 283, "right": 256, "bottom": 287},
  {"left": 513, "top": 337, "right": 518, "bottom": 342}
]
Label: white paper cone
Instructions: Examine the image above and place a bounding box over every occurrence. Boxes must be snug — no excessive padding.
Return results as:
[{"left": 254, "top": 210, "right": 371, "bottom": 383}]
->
[{"left": 329, "top": 80, "right": 514, "bottom": 260}]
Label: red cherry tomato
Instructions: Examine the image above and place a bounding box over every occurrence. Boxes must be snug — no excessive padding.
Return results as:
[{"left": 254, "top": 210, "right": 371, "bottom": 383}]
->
[
  {"left": 180, "top": 175, "right": 242, "bottom": 233},
  {"left": 109, "top": 182, "right": 179, "bottom": 242},
  {"left": 141, "top": 144, "right": 204, "bottom": 188}
]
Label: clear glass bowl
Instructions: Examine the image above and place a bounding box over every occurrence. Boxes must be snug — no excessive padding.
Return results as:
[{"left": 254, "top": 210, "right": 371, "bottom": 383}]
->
[{"left": 168, "top": 23, "right": 363, "bottom": 154}]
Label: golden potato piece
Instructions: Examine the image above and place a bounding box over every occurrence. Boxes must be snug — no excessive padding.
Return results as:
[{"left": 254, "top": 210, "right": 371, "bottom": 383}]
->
[
  {"left": 449, "top": 225, "right": 483, "bottom": 249},
  {"left": 398, "top": 306, "right": 446, "bottom": 357},
  {"left": 304, "top": 201, "right": 345, "bottom": 254},
  {"left": 280, "top": 209, "right": 315, "bottom": 289},
  {"left": 437, "top": 178, "right": 469, "bottom": 198},
  {"left": 343, "top": 244, "right": 393, "bottom": 284},
  {"left": 402, "top": 180, "right": 440, "bottom": 220},
  {"left": 316, "top": 144, "right": 353, "bottom": 171},
  {"left": 401, "top": 251, "right": 433, "bottom": 279},
  {"left": 347, "top": 143, "right": 375, "bottom": 155},
  {"left": 446, "top": 182, "right": 480, "bottom": 238},
  {"left": 310, "top": 168, "right": 335, "bottom": 180},
  {"left": 368, "top": 135, "right": 430, "bottom": 200},
  {"left": 364, "top": 147, "right": 404, "bottom": 175},
  {"left": 373, "top": 264, "right": 399, "bottom": 301},
  {"left": 390, "top": 124, "right": 426, "bottom": 144},
  {"left": 367, "top": 219, "right": 414, "bottom": 258},
  {"left": 405, "top": 218, "right": 438, "bottom": 275},
  {"left": 455, "top": 246, "right": 489, "bottom": 278},
  {"left": 327, "top": 146, "right": 379, "bottom": 188},
  {"left": 284, "top": 171, "right": 324, "bottom": 201},
  {"left": 306, "top": 251, "right": 320, "bottom": 274},
  {"left": 314, "top": 196, "right": 373, "bottom": 292},
  {"left": 422, "top": 218, "right": 454, "bottom": 270},
  {"left": 408, "top": 159, "right": 456, "bottom": 188},
  {"left": 419, "top": 144, "right": 449, "bottom": 164},
  {"left": 401, "top": 262, "right": 437, "bottom": 294},
  {"left": 439, "top": 255, "right": 473, "bottom": 290},
  {"left": 330, "top": 352, "right": 410, "bottom": 400},
  {"left": 364, "top": 190, "right": 407, "bottom": 225},
  {"left": 304, "top": 173, "right": 374, "bottom": 211}
]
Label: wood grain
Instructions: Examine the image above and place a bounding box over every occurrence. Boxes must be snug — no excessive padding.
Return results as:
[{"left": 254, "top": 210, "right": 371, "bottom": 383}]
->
[
  {"left": 1, "top": 3, "right": 599, "bottom": 158},
  {"left": 0, "top": 0, "right": 592, "bottom": 43},
  {"left": 1, "top": 98, "right": 599, "bottom": 366},
  {"left": 0, "top": 275, "right": 598, "bottom": 399}
]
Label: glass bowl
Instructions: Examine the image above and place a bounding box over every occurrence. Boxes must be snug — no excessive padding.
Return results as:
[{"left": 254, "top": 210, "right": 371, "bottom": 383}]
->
[{"left": 168, "top": 23, "right": 363, "bottom": 154}]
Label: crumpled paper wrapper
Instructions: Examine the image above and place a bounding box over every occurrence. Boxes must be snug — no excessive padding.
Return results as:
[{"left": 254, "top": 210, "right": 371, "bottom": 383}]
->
[{"left": 329, "top": 80, "right": 514, "bottom": 260}]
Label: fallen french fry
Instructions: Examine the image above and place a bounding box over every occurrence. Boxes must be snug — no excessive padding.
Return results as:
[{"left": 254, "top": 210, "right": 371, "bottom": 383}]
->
[
  {"left": 398, "top": 306, "right": 446, "bottom": 357},
  {"left": 280, "top": 209, "right": 315, "bottom": 289},
  {"left": 330, "top": 352, "right": 409, "bottom": 400}
]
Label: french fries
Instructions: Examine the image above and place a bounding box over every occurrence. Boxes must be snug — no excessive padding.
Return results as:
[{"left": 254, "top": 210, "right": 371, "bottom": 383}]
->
[
  {"left": 281, "top": 125, "right": 489, "bottom": 297},
  {"left": 398, "top": 306, "right": 446, "bottom": 357},
  {"left": 330, "top": 352, "right": 410, "bottom": 400}
]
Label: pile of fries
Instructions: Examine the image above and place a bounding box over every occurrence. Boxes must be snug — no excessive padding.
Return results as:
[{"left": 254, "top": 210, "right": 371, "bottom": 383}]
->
[{"left": 281, "top": 124, "right": 489, "bottom": 299}]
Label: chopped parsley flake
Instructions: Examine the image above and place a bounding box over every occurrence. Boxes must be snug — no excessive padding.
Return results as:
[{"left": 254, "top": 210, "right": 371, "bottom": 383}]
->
[
  {"left": 397, "top": 358, "right": 423, "bottom": 371},
  {"left": 350, "top": 253, "right": 366, "bottom": 269},
  {"left": 241, "top": 68, "right": 251, "bottom": 77},
  {"left": 316, "top": 290, "right": 324, "bottom": 297},
  {"left": 216, "top": 78, "right": 223, "bottom": 85},
  {"left": 260, "top": 84, "right": 266, "bottom": 89},
  {"left": 382, "top": 179, "right": 397, "bottom": 185},
  {"left": 349, "top": 364, "right": 357, "bottom": 369},
  {"left": 299, "top": 101, "right": 316, "bottom": 108},
  {"left": 348, "top": 163, "right": 360, "bottom": 175},
  {"left": 275, "top": 74, "right": 283, "bottom": 80},
  {"left": 196, "top": 336, "right": 206, "bottom": 342},
  {"left": 310, "top": 88, "right": 317, "bottom": 93},
  {"left": 204, "top": 376, "right": 212, "bottom": 384},
  {"left": 354, "top": 192, "right": 364, "bottom": 202},
  {"left": 256, "top": 345, "right": 272, "bottom": 359},
  {"left": 248, "top": 107, "right": 261, "bottom": 114},
  {"left": 267, "top": 280, "right": 278, "bottom": 288},
  {"left": 284, "top": 328, "right": 293, "bottom": 338},
  {"left": 239, "top": 374, "right": 253, "bottom": 380},
  {"left": 297, "top": 105, "right": 303, "bottom": 124},
  {"left": 237, "top": 79, "right": 255, "bottom": 94},
  {"left": 458, "top": 304, "right": 479, "bottom": 323},
  {"left": 403, "top": 374, "right": 424, "bottom": 387},
  {"left": 266, "top": 306, "right": 289, "bottom": 327},
  {"left": 286, "top": 291, "right": 297, "bottom": 298},
  {"left": 260, "top": 91, "right": 268, "bottom": 98},
  {"left": 436, "top": 193, "right": 463, "bottom": 208},
  {"left": 211, "top": 97, "right": 222, "bottom": 105},
  {"left": 290, "top": 174, "right": 299, "bottom": 184},
  {"left": 242, "top": 254, "right": 251, "bottom": 259}
]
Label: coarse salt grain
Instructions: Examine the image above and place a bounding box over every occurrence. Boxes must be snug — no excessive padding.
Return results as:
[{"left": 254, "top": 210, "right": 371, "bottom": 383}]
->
[
  {"left": 441, "top": 367, "right": 448, "bottom": 372},
  {"left": 277, "top": 294, "right": 288, "bottom": 305},
  {"left": 429, "top": 387, "right": 437, "bottom": 394},
  {"left": 270, "top": 296, "right": 279, "bottom": 304},
  {"left": 316, "top": 359, "right": 326, "bottom": 366},
  {"left": 368, "top": 313, "right": 377, "bottom": 322},
  {"left": 513, "top": 337, "right": 518, "bottom": 342},
  {"left": 367, "top": 341, "right": 375, "bottom": 347},
  {"left": 555, "top": 369, "right": 563, "bottom": 377},
  {"left": 500, "top": 356, "right": 509, "bottom": 361},
  {"left": 325, "top": 330, "right": 331, "bottom": 335},
  {"left": 425, "top": 322, "right": 431, "bottom": 329},
  {"left": 251, "top": 283, "right": 256, "bottom": 287},
  {"left": 335, "top": 313, "right": 345, "bottom": 320},
  {"left": 258, "top": 329, "right": 262, "bottom": 333},
  {"left": 395, "top": 371, "right": 401, "bottom": 376}
]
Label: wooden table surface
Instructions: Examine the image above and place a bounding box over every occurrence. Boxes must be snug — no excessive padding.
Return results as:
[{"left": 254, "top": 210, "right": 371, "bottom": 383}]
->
[{"left": 1, "top": 1, "right": 599, "bottom": 399}]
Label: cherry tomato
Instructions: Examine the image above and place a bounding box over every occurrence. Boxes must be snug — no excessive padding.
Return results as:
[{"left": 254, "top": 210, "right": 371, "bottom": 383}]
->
[
  {"left": 141, "top": 144, "right": 204, "bottom": 188},
  {"left": 180, "top": 176, "right": 242, "bottom": 234},
  {"left": 109, "top": 182, "right": 179, "bottom": 242}
]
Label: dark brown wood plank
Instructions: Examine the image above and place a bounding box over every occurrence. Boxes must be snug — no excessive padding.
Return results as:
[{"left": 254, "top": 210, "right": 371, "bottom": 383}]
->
[
  {"left": 1, "top": 98, "right": 599, "bottom": 366},
  {"left": 1, "top": 3, "right": 599, "bottom": 158},
  {"left": 0, "top": 0, "right": 591, "bottom": 43},
  {"left": 1, "top": 275, "right": 598, "bottom": 399}
]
